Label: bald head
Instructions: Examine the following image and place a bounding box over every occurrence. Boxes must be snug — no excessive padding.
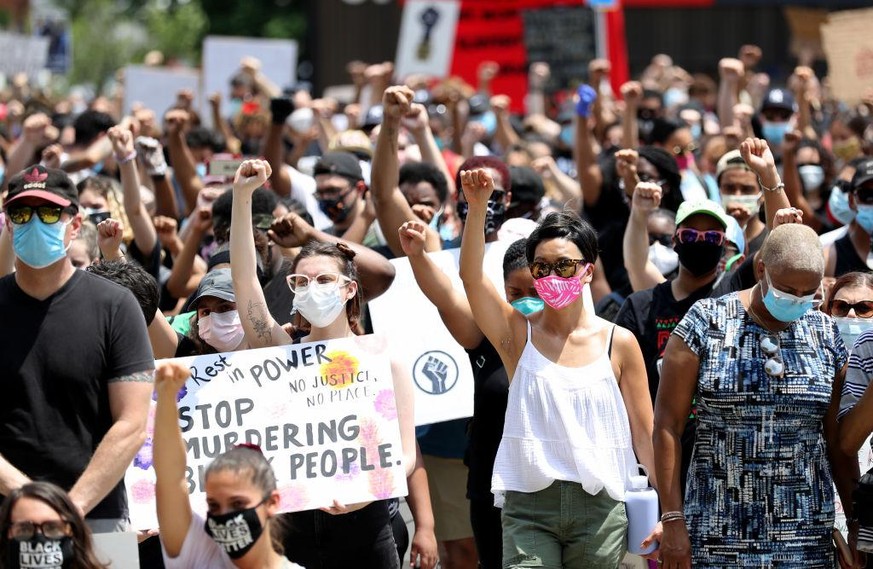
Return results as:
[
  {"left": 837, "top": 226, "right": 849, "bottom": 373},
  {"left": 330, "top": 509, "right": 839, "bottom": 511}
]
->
[{"left": 760, "top": 224, "right": 825, "bottom": 276}]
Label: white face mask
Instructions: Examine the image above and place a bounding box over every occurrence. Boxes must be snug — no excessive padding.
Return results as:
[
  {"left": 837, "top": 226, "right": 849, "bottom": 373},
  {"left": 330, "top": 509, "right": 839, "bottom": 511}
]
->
[
  {"left": 199, "top": 310, "right": 245, "bottom": 352},
  {"left": 648, "top": 241, "right": 679, "bottom": 276},
  {"left": 721, "top": 193, "right": 762, "bottom": 221},
  {"left": 292, "top": 284, "right": 349, "bottom": 328}
]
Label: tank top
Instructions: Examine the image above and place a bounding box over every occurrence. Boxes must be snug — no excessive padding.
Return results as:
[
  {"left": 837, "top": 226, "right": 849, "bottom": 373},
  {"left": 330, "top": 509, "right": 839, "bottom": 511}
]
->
[
  {"left": 491, "top": 322, "right": 638, "bottom": 505},
  {"left": 834, "top": 233, "right": 868, "bottom": 277}
]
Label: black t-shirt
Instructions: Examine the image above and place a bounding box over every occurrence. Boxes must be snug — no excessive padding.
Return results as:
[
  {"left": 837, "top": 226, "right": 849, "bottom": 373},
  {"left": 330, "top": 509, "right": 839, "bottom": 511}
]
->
[
  {"left": 464, "top": 339, "right": 509, "bottom": 502},
  {"left": 0, "top": 271, "right": 154, "bottom": 519},
  {"left": 710, "top": 255, "right": 756, "bottom": 298},
  {"left": 615, "top": 279, "right": 714, "bottom": 402},
  {"left": 834, "top": 233, "right": 868, "bottom": 277}
]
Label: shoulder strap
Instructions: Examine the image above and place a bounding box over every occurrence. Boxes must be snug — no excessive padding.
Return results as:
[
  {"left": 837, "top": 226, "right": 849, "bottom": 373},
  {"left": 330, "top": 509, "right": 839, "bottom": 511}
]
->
[
  {"left": 607, "top": 325, "right": 617, "bottom": 358},
  {"left": 526, "top": 319, "right": 532, "bottom": 343}
]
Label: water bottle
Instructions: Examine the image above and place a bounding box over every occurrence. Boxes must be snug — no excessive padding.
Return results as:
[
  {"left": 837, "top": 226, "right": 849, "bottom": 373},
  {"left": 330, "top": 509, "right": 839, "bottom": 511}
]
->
[{"left": 625, "top": 468, "right": 659, "bottom": 556}]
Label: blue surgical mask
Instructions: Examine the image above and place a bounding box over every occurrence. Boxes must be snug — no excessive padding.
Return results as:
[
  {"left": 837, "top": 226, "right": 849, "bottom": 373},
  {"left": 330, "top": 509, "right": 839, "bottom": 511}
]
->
[
  {"left": 834, "top": 316, "right": 873, "bottom": 353},
  {"left": 856, "top": 204, "right": 873, "bottom": 235},
  {"left": 195, "top": 162, "right": 207, "bottom": 179},
  {"left": 429, "top": 206, "right": 445, "bottom": 230},
  {"left": 663, "top": 87, "right": 688, "bottom": 109},
  {"left": 762, "top": 270, "right": 818, "bottom": 323},
  {"left": 13, "top": 217, "right": 71, "bottom": 269},
  {"left": 829, "top": 185, "right": 855, "bottom": 226},
  {"left": 227, "top": 97, "right": 243, "bottom": 118},
  {"left": 761, "top": 121, "right": 790, "bottom": 148},
  {"left": 511, "top": 297, "right": 544, "bottom": 316},
  {"left": 474, "top": 111, "right": 497, "bottom": 137},
  {"left": 690, "top": 123, "right": 702, "bottom": 141}
]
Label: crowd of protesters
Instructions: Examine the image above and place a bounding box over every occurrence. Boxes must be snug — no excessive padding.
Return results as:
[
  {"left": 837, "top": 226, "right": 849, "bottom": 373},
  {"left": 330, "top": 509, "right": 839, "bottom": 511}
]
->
[{"left": 3, "top": 41, "right": 873, "bottom": 569}]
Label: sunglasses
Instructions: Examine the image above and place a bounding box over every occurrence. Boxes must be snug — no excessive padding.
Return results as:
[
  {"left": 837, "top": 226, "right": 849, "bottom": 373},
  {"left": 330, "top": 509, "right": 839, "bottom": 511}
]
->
[
  {"left": 9, "top": 520, "right": 71, "bottom": 541},
  {"left": 6, "top": 205, "right": 70, "bottom": 225},
  {"left": 672, "top": 142, "right": 697, "bottom": 156},
  {"left": 286, "top": 272, "right": 352, "bottom": 294},
  {"left": 759, "top": 334, "right": 785, "bottom": 378},
  {"left": 649, "top": 233, "right": 672, "bottom": 247},
  {"left": 830, "top": 299, "right": 873, "bottom": 318},
  {"left": 529, "top": 259, "right": 587, "bottom": 279},
  {"left": 675, "top": 228, "right": 726, "bottom": 246}
]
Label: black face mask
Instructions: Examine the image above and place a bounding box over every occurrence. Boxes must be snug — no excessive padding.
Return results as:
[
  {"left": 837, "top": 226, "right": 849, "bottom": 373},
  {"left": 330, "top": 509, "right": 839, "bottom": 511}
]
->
[
  {"left": 204, "top": 501, "right": 265, "bottom": 559},
  {"left": 457, "top": 199, "right": 506, "bottom": 235},
  {"left": 6, "top": 535, "right": 73, "bottom": 569},
  {"left": 675, "top": 241, "right": 724, "bottom": 277},
  {"left": 318, "top": 188, "right": 356, "bottom": 224}
]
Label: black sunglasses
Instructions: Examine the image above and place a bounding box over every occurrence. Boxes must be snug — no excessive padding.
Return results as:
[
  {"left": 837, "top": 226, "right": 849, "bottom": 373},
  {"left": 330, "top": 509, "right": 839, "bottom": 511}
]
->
[
  {"left": 6, "top": 204, "right": 70, "bottom": 225},
  {"left": 831, "top": 299, "right": 873, "bottom": 318}
]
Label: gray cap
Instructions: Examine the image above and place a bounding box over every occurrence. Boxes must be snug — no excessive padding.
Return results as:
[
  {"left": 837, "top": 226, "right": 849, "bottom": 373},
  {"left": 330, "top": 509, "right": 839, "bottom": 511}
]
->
[{"left": 185, "top": 268, "right": 235, "bottom": 310}]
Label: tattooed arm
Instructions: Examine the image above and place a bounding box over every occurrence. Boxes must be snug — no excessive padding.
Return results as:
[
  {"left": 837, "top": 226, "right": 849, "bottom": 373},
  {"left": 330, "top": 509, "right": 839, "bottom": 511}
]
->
[
  {"left": 230, "top": 159, "right": 292, "bottom": 349},
  {"left": 68, "top": 370, "right": 154, "bottom": 516}
]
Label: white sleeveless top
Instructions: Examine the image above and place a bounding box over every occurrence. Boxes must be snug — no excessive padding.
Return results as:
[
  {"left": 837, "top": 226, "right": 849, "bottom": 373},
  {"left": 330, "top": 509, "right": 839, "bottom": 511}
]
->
[{"left": 491, "top": 323, "right": 638, "bottom": 505}]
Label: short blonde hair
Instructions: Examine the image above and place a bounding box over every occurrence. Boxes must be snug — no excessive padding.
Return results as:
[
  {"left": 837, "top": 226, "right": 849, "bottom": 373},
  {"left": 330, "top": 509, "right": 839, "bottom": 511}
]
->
[{"left": 760, "top": 224, "right": 824, "bottom": 275}]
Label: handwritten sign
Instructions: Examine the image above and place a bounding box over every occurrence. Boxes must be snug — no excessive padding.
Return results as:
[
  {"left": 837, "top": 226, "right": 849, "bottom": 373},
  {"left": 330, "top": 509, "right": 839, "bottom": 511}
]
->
[
  {"left": 125, "top": 335, "right": 407, "bottom": 530},
  {"left": 0, "top": 32, "right": 48, "bottom": 81},
  {"left": 821, "top": 7, "right": 873, "bottom": 105}
]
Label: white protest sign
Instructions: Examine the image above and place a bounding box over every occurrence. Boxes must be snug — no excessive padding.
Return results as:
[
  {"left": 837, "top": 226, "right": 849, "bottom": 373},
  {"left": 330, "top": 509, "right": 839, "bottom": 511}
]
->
[
  {"left": 395, "top": 0, "right": 460, "bottom": 80},
  {"left": 125, "top": 335, "right": 407, "bottom": 530},
  {"left": 0, "top": 32, "right": 48, "bottom": 80},
  {"left": 92, "top": 532, "right": 139, "bottom": 569},
  {"left": 201, "top": 36, "right": 297, "bottom": 128},
  {"left": 123, "top": 65, "right": 201, "bottom": 117},
  {"left": 368, "top": 243, "right": 509, "bottom": 426}
]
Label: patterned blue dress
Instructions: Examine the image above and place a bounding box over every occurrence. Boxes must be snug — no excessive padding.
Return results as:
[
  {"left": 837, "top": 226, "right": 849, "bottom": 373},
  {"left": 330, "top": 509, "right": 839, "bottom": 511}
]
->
[{"left": 673, "top": 293, "right": 847, "bottom": 567}]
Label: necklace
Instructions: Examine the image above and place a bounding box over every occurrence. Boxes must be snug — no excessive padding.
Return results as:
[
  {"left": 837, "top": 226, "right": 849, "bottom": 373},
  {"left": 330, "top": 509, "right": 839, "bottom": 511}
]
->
[{"left": 745, "top": 286, "right": 763, "bottom": 323}]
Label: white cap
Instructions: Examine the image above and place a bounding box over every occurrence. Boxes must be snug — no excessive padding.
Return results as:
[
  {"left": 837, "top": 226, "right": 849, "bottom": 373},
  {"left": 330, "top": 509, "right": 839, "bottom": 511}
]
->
[{"left": 629, "top": 474, "right": 649, "bottom": 490}]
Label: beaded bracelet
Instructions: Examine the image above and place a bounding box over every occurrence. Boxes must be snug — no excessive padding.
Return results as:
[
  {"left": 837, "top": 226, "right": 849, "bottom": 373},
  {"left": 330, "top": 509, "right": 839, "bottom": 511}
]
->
[
  {"left": 116, "top": 150, "right": 137, "bottom": 165},
  {"left": 660, "top": 511, "right": 686, "bottom": 523}
]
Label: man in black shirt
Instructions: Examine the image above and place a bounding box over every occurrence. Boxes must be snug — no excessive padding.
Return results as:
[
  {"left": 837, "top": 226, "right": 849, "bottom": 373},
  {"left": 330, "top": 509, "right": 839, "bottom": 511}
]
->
[
  {"left": 0, "top": 165, "right": 154, "bottom": 532},
  {"left": 617, "top": 195, "right": 729, "bottom": 401}
]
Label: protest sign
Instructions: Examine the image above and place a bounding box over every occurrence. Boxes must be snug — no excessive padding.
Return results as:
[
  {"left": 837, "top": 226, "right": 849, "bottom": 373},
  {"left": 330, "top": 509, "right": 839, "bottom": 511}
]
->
[
  {"left": 783, "top": 7, "right": 827, "bottom": 62},
  {"left": 92, "top": 532, "right": 139, "bottom": 569},
  {"left": 201, "top": 36, "right": 297, "bottom": 128},
  {"left": 126, "top": 335, "right": 407, "bottom": 530},
  {"left": 0, "top": 32, "right": 48, "bottom": 80},
  {"left": 821, "top": 7, "right": 873, "bottom": 104},
  {"left": 368, "top": 243, "right": 509, "bottom": 426},
  {"left": 395, "top": 0, "right": 461, "bottom": 80},
  {"left": 521, "top": 5, "right": 596, "bottom": 93},
  {"left": 123, "top": 65, "right": 200, "bottom": 117}
]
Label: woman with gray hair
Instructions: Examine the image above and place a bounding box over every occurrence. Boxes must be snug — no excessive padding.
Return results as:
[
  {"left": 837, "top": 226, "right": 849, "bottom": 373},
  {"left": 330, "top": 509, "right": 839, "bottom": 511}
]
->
[{"left": 653, "top": 138, "right": 859, "bottom": 568}]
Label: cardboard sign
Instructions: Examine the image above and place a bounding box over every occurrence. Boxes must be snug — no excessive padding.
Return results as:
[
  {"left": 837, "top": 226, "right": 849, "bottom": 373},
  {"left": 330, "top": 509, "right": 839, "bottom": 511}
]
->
[
  {"left": 0, "top": 32, "right": 48, "bottom": 80},
  {"left": 125, "top": 335, "right": 407, "bottom": 530},
  {"left": 368, "top": 243, "right": 510, "bottom": 426},
  {"left": 395, "top": 0, "right": 461, "bottom": 80},
  {"left": 123, "top": 65, "right": 200, "bottom": 117},
  {"left": 521, "top": 5, "right": 596, "bottom": 93},
  {"left": 821, "top": 7, "right": 873, "bottom": 104},
  {"left": 201, "top": 36, "right": 298, "bottom": 128}
]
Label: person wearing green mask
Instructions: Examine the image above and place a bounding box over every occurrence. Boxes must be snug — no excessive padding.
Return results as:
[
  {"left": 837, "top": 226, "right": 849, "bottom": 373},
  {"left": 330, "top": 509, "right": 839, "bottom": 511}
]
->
[{"left": 398, "top": 224, "right": 539, "bottom": 569}]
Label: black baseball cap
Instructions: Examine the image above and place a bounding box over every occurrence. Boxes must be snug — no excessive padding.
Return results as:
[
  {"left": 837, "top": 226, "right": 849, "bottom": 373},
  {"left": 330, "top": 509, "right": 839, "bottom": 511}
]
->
[
  {"left": 851, "top": 158, "right": 873, "bottom": 190},
  {"left": 508, "top": 166, "right": 544, "bottom": 205},
  {"left": 313, "top": 151, "right": 364, "bottom": 183},
  {"left": 5, "top": 164, "right": 79, "bottom": 209},
  {"left": 761, "top": 88, "right": 797, "bottom": 114},
  {"left": 362, "top": 105, "right": 384, "bottom": 131}
]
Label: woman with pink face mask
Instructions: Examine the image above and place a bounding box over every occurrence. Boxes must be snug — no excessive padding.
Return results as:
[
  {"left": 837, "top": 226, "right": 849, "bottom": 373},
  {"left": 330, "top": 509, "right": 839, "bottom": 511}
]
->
[{"left": 459, "top": 168, "right": 657, "bottom": 568}]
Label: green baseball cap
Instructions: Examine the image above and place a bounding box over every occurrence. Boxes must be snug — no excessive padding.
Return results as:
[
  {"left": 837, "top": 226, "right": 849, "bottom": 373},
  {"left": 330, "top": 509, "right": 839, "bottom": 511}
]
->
[{"left": 675, "top": 199, "right": 730, "bottom": 229}]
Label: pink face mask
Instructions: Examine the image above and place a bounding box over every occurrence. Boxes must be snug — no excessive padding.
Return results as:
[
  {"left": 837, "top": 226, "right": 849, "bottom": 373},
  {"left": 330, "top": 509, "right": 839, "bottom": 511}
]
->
[
  {"left": 533, "top": 264, "right": 590, "bottom": 310},
  {"left": 675, "top": 153, "right": 693, "bottom": 171}
]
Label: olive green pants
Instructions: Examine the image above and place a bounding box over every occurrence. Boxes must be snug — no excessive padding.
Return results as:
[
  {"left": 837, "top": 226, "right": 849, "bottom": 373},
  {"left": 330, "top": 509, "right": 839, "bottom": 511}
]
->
[{"left": 501, "top": 481, "right": 627, "bottom": 569}]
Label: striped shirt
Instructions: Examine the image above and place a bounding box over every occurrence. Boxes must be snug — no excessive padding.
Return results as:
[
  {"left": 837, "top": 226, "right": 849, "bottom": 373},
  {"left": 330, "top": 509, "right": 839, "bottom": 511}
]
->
[{"left": 839, "top": 329, "right": 873, "bottom": 419}]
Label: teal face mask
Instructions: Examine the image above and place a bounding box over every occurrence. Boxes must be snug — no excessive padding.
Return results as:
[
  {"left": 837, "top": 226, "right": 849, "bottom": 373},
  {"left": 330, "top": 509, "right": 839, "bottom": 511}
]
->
[{"left": 511, "top": 297, "right": 544, "bottom": 316}]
